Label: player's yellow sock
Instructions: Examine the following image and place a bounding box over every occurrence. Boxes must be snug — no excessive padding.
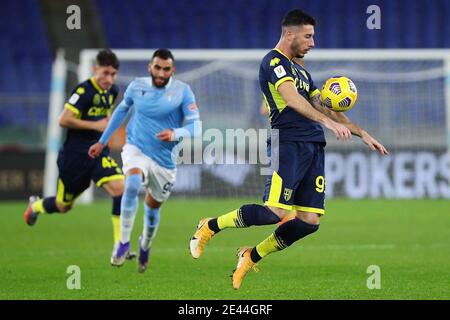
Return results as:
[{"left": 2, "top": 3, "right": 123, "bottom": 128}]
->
[
  {"left": 255, "top": 233, "right": 284, "bottom": 258},
  {"left": 254, "top": 218, "right": 320, "bottom": 261},
  {"left": 112, "top": 215, "right": 121, "bottom": 244},
  {"left": 217, "top": 209, "right": 240, "bottom": 229},
  {"left": 31, "top": 199, "right": 45, "bottom": 214}
]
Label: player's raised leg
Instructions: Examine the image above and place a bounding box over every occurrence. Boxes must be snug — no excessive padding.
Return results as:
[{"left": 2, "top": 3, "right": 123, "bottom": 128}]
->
[
  {"left": 111, "top": 168, "right": 142, "bottom": 266},
  {"left": 232, "top": 209, "right": 319, "bottom": 289},
  {"left": 138, "top": 193, "right": 161, "bottom": 273},
  {"left": 189, "top": 204, "right": 281, "bottom": 259},
  {"left": 24, "top": 178, "right": 80, "bottom": 226}
]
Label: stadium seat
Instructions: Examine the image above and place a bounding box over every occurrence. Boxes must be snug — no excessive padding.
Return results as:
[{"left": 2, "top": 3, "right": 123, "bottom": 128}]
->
[{"left": 0, "top": 0, "right": 51, "bottom": 131}]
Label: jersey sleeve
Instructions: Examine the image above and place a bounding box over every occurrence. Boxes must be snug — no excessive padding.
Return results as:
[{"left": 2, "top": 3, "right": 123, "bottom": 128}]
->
[
  {"left": 181, "top": 84, "right": 200, "bottom": 122},
  {"left": 64, "top": 84, "right": 91, "bottom": 116},
  {"left": 173, "top": 84, "right": 200, "bottom": 141},
  {"left": 267, "top": 56, "right": 295, "bottom": 91},
  {"left": 123, "top": 81, "right": 135, "bottom": 106}
]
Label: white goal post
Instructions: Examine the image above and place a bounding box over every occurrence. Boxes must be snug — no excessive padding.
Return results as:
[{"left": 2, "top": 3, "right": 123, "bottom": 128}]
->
[{"left": 44, "top": 49, "right": 450, "bottom": 202}]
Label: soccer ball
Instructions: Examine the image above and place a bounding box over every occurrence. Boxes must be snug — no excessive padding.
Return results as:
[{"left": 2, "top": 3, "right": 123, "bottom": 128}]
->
[{"left": 320, "top": 76, "right": 358, "bottom": 112}]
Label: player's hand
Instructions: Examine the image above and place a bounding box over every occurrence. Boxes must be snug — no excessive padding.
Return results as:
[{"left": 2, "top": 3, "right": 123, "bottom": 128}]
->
[
  {"left": 361, "top": 131, "right": 389, "bottom": 155},
  {"left": 322, "top": 118, "right": 352, "bottom": 141},
  {"left": 88, "top": 142, "right": 105, "bottom": 158},
  {"left": 95, "top": 118, "right": 109, "bottom": 132},
  {"left": 156, "top": 129, "right": 175, "bottom": 142}
]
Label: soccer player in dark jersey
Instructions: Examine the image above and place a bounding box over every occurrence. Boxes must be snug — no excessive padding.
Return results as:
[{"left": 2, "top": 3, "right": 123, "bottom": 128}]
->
[
  {"left": 24, "top": 50, "right": 130, "bottom": 261},
  {"left": 189, "top": 9, "right": 388, "bottom": 289}
]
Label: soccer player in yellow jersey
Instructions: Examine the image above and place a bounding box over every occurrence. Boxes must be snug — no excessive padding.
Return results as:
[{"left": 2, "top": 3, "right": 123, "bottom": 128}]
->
[
  {"left": 24, "top": 50, "right": 135, "bottom": 262},
  {"left": 189, "top": 9, "right": 388, "bottom": 289}
]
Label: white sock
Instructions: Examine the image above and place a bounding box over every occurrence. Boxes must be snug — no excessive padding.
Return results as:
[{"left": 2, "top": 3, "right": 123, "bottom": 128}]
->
[{"left": 121, "top": 216, "right": 136, "bottom": 244}]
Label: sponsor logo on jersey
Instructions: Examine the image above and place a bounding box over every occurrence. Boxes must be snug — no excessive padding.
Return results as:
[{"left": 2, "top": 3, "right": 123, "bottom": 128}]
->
[
  {"left": 69, "top": 93, "right": 80, "bottom": 105},
  {"left": 270, "top": 57, "right": 281, "bottom": 67},
  {"left": 274, "top": 65, "right": 287, "bottom": 78}
]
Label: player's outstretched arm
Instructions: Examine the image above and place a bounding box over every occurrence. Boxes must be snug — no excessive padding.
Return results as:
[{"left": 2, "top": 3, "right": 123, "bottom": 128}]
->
[
  {"left": 88, "top": 99, "right": 131, "bottom": 158},
  {"left": 310, "top": 95, "right": 389, "bottom": 155},
  {"left": 277, "top": 81, "right": 351, "bottom": 141}
]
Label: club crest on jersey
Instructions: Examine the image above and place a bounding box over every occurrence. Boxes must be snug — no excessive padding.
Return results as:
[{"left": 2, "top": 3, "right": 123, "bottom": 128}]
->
[
  {"left": 93, "top": 94, "right": 101, "bottom": 106},
  {"left": 283, "top": 188, "right": 293, "bottom": 201},
  {"left": 166, "top": 92, "right": 177, "bottom": 102},
  {"left": 188, "top": 103, "right": 198, "bottom": 111}
]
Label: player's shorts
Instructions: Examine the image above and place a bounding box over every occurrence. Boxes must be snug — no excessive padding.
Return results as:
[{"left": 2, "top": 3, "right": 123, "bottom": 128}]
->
[
  {"left": 56, "top": 149, "right": 124, "bottom": 205},
  {"left": 262, "top": 141, "right": 326, "bottom": 215},
  {"left": 121, "top": 144, "right": 176, "bottom": 203}
]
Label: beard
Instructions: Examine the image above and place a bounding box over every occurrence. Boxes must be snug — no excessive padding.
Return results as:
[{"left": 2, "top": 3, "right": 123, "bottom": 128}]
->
[
  {"left": 290, "top": 42, "right": 302, "bottom": 59},
  {"left": 291, "top": 40, "right": 308, "bottom": 59},
  {"left": 152, "top": 75, "right": 170, "bottom": 88}
]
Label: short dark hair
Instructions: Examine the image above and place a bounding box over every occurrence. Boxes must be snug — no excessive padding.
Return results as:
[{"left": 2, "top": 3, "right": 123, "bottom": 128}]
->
[
  {"left": 282, "top": 9, "right": 316, "bottom": 28},
  {"left": 152, "top": 48, "right": 175, "bottom": 63},
  {"left": 96, "top": 49, "right": 119, "bottom": 69}
]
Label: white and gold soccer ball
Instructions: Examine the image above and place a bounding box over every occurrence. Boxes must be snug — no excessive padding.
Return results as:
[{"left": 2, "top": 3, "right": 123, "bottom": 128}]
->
[{"left": 320, "top": 76, "right": 358, "bottom": 112}]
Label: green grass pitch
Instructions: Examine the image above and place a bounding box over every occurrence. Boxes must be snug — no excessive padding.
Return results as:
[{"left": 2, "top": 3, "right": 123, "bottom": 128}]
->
[{"left": 0, "top": 198, "right": 449, "bottom": 300}]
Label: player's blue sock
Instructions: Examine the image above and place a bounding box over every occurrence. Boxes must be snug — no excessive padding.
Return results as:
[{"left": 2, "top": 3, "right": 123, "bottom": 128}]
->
[
  {"left": 208, "top": 204, "right": 280, "bottom": 233},
  {"left": 120, "top": 174, "right": 141, "bottom": 244},
  {"left": 141, "top": 203, "right": 160, "bottom": 250}
]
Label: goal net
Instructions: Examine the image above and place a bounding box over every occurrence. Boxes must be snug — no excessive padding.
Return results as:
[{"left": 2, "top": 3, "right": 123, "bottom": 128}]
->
[{"left": 45, "top": 49, "right": 450, "bottom": 201}]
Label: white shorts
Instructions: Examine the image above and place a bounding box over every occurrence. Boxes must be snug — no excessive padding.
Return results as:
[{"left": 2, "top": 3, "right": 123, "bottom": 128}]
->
[{"left": 121, "top": 144, "right": 176, "bottom": 203}]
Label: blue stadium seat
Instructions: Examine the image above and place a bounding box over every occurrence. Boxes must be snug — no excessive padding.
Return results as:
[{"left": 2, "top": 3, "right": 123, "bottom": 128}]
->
[
  {"left": 0, "top": 0, "right": 51, "bottom": 131},
  {"left": 95, "top": 0, "right": 450, "bottom": 49}
]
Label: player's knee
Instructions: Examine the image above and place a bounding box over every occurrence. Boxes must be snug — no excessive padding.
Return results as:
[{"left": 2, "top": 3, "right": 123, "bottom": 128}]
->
[
  {"left": 275, "top": 217, "right": 319, "bottom": 247},
  {"left": 144, "top": 193, "right": 162, "bottom": 209},
  {"left": 106, "top": 181, "right": 124, "bottom": 197},
  {"left": 267, "top": 206, "right": 290, "bottom": 221},
  {"left": 56, "top": 201, "right": 72, "bottom": 213},
  {"left": 297, "top": 211, "right": 321, "bottom": 225},
  {"left": 124, "top": 174, "right": 142, "bottom": 197}
]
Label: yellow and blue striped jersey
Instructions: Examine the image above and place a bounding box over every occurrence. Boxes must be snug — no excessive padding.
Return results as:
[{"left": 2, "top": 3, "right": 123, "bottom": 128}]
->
[
  {"left": 259, "top": 49, "right": 325, "bottom": 143},
  {"left": 63, "top": 77, "right": 119, "bottom": 153}
]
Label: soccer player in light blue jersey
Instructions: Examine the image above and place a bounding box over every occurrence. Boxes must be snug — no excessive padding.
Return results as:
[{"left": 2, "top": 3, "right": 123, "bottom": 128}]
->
[{"left": 88, "top": 49, "right": 200, "bottom": 273}]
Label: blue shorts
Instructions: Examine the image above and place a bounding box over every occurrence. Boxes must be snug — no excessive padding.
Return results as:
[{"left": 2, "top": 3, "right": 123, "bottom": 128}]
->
[
  {"left": 263, "top": 140, "right": 325, "bottom": 215},
  {"left": 56, "top": 148, "right": 124, "bottom": 205}
]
